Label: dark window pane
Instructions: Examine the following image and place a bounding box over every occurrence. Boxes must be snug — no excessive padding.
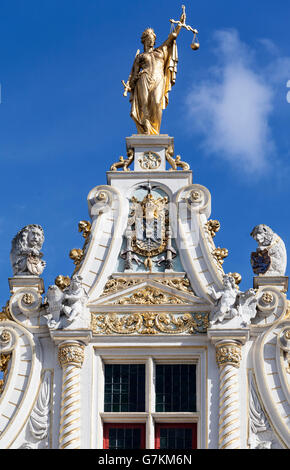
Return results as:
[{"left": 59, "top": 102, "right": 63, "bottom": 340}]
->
[
  {"left": 106, "top": 426, "right": 143, "bottom": 449},
  {"left": 104, "top": 364, "right": 145, "bottom": 412},
  {"left": 155, "top": 364, "right": 196, "bottom": 412},
  {"left": 157, "top": 426, "right": 194, "bottom": 449}
]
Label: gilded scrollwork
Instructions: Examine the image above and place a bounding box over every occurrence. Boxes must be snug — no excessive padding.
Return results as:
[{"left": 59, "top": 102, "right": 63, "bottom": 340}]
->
[
  {"left": 101, "top": 278, "right": 142, "bottom": 296},
  {"left": 111, "top": 286, "right": 189, "bottom": 305},
  {"left": 91, "top": 311, "right": 209, "bottom": 335},
  {"left": 110, "top": 149, "right": 134, "bottom": 171},
  {"left": 159, "top": 277, "right": 194, "bottom": 293},
  {"left": 100, "top": 276, "right": 194, "bottom": 297},
  {"left": 165, "top": 145, "right": 190, "bottom": 170}
]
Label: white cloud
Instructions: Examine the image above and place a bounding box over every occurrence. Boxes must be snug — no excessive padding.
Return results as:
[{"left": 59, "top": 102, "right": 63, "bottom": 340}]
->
[{"left": 186, "top": 29, "right": 280, "bottom": 175}]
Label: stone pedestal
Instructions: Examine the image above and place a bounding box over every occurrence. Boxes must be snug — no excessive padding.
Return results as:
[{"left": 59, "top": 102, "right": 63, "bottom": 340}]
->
[
  {"left": 126, "top": 134, "right": 173, "bottom": 171},
  {"left": 8, "top": 275, "right": 44, "bottom": 294},
  {"left": 253, "top": 275, "right": 288, "bottom": 293}
]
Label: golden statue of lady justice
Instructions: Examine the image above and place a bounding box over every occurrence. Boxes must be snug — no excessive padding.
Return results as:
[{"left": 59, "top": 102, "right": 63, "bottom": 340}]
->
[{"left": 122, "top": 5, "right": 199, "bottom": 135}]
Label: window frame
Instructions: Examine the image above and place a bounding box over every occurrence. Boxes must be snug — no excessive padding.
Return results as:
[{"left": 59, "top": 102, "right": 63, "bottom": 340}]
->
[
  {"left": 155, "top": 422, "right": 197, "bottom": 449},
  {"left": 92, "top": 345, "right": 207, "bottom": 449},
  {"left": 103, "top": 423, "right": 146, "bottom": 449}
]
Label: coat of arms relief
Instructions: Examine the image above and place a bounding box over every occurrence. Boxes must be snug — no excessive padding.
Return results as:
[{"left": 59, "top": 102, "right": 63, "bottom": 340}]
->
[{"left": 120, "top": 185, "right": 176, "bottom": 271}]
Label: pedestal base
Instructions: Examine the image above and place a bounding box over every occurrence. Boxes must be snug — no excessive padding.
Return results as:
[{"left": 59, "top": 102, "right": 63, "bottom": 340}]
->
[{"left": 253, "top": 276, "right": 288, "bottom": 293}]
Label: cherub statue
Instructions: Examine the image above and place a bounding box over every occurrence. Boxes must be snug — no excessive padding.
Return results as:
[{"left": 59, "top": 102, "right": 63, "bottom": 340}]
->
[
  {"left": 44, "top": 275, "right": 88, "bottom": 329},
  {"left": 208, "top": 275, "right": 239, "bottom": 324},
  {"left": 250, "top": 224, "right": 287, "bottom": 276},
  {"left": 10, "top": 224, "right": 46, "bottom": 276},
  {"left": 208, "top": 274, "right": 257, "bottom": 327},
  {"left": 44, "top": 284, "right": 64, "bottom": 329},
  {"left": 61, "top": 275, "right": 87, "bottom": 325}
]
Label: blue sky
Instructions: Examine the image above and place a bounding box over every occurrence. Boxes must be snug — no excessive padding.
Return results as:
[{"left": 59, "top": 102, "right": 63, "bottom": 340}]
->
[{"left": 0, "top": 0, "right": 290, "bottom": 304}]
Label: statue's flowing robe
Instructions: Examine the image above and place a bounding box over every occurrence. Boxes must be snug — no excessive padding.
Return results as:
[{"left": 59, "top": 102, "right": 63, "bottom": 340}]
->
[{"left": 129, "top": 39, "right": 178, "bottom": 135}]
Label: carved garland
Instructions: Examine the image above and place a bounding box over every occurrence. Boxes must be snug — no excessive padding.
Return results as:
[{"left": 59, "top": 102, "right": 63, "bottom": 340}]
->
[{"left": 91, "top": 312, "right": 209, "bottom": 335}]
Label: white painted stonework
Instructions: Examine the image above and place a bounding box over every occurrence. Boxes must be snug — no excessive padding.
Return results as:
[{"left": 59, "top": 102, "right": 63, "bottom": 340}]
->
[{"left": 0, "top": 135, "right": 289, "bottom": 449}]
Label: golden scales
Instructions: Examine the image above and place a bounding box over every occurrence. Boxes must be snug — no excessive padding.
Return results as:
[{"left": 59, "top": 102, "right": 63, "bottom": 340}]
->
[{"left": 170, "top": 4, "right": 200, "bottom": 50}]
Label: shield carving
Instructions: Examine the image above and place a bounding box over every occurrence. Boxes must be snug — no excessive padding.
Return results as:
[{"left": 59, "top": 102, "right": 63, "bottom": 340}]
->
[{"left": 129, "top": 193, "right": 169, "bottom": 258}]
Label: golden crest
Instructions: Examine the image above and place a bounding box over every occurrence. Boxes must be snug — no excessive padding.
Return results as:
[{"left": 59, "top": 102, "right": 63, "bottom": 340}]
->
[{"left": 129, "top": 192, "right": 169, "bottom": 258}]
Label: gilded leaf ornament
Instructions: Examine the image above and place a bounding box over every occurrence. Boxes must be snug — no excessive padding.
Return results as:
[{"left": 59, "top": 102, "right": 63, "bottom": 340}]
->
[
  {"left": 111, "top": 286, "right": 189, "bottom": 305},
  {"left": 91, "top": 312, "right": 209, "bottom": 335},
  {"left": 100, "top": 277, "right": 195, "bottom": 297}
]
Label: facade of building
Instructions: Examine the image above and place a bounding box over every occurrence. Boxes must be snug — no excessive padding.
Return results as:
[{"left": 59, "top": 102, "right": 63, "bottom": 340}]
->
[{"left": 0, "top": 133, "right": 289, "bottom": 450}]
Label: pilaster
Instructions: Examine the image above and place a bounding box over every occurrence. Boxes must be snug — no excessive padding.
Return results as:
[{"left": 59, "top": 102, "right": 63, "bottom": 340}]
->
[
  {"left": 51, "top": 330, "right": 92, "bottom": 449},
  {"left": 208, "top": 329, "right": 249, "bottom": 449}
]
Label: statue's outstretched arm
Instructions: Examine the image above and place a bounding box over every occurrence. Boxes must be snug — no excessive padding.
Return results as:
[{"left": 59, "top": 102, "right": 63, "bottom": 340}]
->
[{"left": 162, "top": 9, "right": 186, "bottom": 48}]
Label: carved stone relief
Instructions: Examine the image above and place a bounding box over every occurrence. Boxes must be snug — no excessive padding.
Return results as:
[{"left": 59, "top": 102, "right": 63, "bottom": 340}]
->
[
  {"left": 248, "top": 372, "right": 282, "bottom": 449},
  {"left": 10, "top": 225, "right": 46, "bottom": 276},
  {"left": 208, "top": 274, "right": 257, "bottom": 327},
  {"left": 250, "top": 224, "right": 287, "bottom": 276}
]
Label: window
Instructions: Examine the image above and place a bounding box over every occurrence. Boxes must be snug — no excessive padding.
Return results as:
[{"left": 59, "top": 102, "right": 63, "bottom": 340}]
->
[
  {"left": 98, "top": 354, "right": 203, "bottom": 450},
  {"left": 155, "top": 364, "right": 196, "bottom": 412},
  {"left": 103, "top": 424, "right": 145, "bottom": 449},
  {"left": 155, "top": 424, "right": 197, "bottom": 449},
  {"left": 104, "top": 364, "right": 145, "bottom": 412}
]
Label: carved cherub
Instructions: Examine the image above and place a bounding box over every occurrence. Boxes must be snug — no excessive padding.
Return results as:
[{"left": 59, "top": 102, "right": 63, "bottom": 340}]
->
[
  {"left": 10, "top": 224, "right": 46, "bottom": 276},
  {"left": 43, "top": 284, "right": 64, "bottom": 329},
  {"left": 44, "top": 275, "right": 87, "bottom": 329},
  {"left": 208, "top": 274, "right": 257, "bottom": 327},
  {"left": 61, "top": 275, "right": 87, "bottom": 324},
  {"left": 250, "top": 224, "right": 287, "bottom": 276},
  {"left": 208, "top": 275, "right": 239, "bottom": 324}
]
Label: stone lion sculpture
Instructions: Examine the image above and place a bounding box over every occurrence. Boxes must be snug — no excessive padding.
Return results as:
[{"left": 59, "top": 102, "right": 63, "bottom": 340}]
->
[
  {"left": 10, "top": 224, "right": 46, "bottom": 276},
  {"left": 250, "top": 224, "right": 287, "bottom": 276}
]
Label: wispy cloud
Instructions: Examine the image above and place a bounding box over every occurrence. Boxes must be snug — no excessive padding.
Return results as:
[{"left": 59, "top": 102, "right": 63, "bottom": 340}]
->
[{"left": 186, "top": 29, "right": 290, "bottom": 175}]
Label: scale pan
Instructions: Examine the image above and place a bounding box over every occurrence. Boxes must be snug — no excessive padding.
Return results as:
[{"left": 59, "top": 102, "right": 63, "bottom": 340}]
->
[{"left": 191, "top": 42, "right": 200, "bottom": 50}]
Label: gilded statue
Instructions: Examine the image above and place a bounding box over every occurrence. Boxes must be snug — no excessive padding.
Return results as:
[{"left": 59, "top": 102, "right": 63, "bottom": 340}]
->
[{"left": 123, "top": 6, "right": 199, "bottom": 135}]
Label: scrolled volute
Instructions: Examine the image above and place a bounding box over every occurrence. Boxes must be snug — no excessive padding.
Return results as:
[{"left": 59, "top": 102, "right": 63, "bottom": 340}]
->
[
  {"left": 0, "top": 325, "right": 18, "bottom": 354},
  {"left": 87, "top": 187, "right": 114, "bottom": 218},
  {"left": 256, "top": 287, "right": 280, "bottom": 316},
  {"left": 9, "top": 288, "right": 42, "bottom": 321},
  {"left": 183, "top": 184, "right": 211, "bottom": 216}
]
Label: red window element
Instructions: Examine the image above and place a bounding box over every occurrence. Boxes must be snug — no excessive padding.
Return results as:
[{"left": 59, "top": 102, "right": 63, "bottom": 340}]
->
[
  {"left": 103, "top": 423, "right": 146, "bottom": 449},
  {"left": 155, "top": 423, "right": 197, "bottom": 449}
]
